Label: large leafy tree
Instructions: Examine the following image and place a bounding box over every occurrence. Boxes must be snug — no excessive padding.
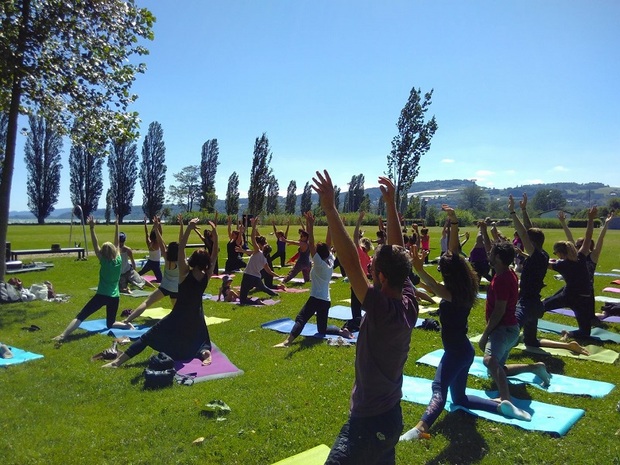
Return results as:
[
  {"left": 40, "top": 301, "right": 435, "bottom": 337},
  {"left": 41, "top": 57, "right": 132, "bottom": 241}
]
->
[
  {"left": 387, "top": 86, "right": 438, "bottom": 213},
  {"left": 200, "top": 138, "right": 219, "bottom": 212},
  {"left": 108, "top": 138, "right": 138, "bottom": 222},
  {"left": 285, "top": 180, "right": 297, "bottom": 214},
  {"left": 532, "top": 188, "right": 566, "bottom": 212},
  {"left": 0, "top": 0, "right": 153, "bottom": 279},
  {"left": 24, "top": 114, "right": 62, "bottom": 223},
  {"left": 225, "top": 171, "right": 240, "bottom": 216},
  {"left": 168, "top": 165, "right": 200, "bottom": 212},
  {"left": 460, "top": 184, "right": 487, "bottom": 214},
  {"left": 265, "top": 174, "right": 279, "bottom": 214},
  {"left": 140, "top": 121, "right": 167, "bottom": 219},
  {"left": 300, "top": 181, "right": 312, "bottom": 214},
  {"left": 68, "top": 139, "right": 104, "bottom": 219},
  {"left": 247, "top": 133, "right": 272, "bottom": 215}
]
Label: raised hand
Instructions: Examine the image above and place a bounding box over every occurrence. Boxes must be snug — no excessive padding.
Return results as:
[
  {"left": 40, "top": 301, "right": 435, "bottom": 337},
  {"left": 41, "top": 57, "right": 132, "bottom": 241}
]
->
[
  {"left": 378, "top": 176, "right": 396, "bottom": 205},
  {"left": 519, "top": 193, "right": 528, "bottom": 210},
  {"left": 312, "top": 170, "right": 336, "bottom": 212},
  {"left": 508, "top": 195, "right": 515, "bottom": 213}
]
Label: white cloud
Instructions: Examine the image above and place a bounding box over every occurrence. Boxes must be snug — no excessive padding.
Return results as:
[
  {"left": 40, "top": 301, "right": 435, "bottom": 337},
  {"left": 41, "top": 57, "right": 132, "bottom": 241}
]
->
[
  {"left": 441, "top": 158, "right": 455, "bottom": 163},
  {"left": 505, "top": 169, "right": 516, "bottom": 175},
  {"left": 552, "top": 165, "right": 568, "bottom": 172}
]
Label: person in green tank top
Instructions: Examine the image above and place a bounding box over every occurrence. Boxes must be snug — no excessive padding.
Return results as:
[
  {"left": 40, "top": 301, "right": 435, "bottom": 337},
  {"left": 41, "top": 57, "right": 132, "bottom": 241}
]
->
[{"left": 53, "top": 216, "right": 134, "bottom": 342}]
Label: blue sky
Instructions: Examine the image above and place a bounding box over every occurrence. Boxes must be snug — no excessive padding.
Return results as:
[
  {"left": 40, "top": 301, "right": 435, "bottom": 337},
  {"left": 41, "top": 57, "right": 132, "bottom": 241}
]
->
[{"left": 9, "top": 0, "right": 620, "bottom": 212}]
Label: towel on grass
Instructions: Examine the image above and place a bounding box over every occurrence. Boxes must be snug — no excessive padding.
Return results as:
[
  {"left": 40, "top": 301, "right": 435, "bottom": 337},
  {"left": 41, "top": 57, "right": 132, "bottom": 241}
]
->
[
  {"left": 549, "top": 307, "right": 620, "bottom": 324},
  {"left": 401, "top": 375, "right": 584, "bottom": 436},
  {"left": 417, "top": 348, "right": 614, "bottom": 397},
  {"left": 173, "top": 343, "right": 243, "bottom": 383},
  {"left": 0, "top": 347, "right": 44, "bottom": 366},
  {"left": 469, "top": 333, "right": 619, "bottom": 364},
  {"left": 537, "top": 319, "right": 620, "bottom": 343},
  {"left": 271, "top": 444, "right": 331, "bottom": 465}
]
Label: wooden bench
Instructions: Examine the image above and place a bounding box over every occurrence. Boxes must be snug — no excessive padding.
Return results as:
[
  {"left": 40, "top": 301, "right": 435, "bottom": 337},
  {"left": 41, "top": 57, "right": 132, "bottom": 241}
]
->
[{"left": 10, "top": 247, "right": 86, "bottom": 261}]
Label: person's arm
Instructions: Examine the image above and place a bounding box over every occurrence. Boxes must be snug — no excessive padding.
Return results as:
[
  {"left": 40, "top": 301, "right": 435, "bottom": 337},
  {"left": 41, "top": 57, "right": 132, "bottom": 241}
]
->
[
  {"left": 127, "top": 248, "right": 136, "bottom": 269},
  {"left": 378, "top": 216, "right": 385, "bottom": 233},
  {"left": 443, "top": 205, "right": 459, "bottom": 254},
  {"left": 177, "top": 215, "right": 189, "bottom": 279},
  {"left": 227, "top": 216, "right": 233, "bottom": 240},
  {"left": 579, "top": 206, "right": 597, "bottom": 256},
  {"left": 411, "top": 243, "right": 451, "bottom": 301},
  {"left": 519, "top": 193, "right": 533, "bottom": 230},
  {"left": 479, "top": 221, "right": 492, "bottom": 254},
  {"left": 480, "top": 300, "right": 507, "bottom": 350},
  {"left": 193, "top": 228, "right": 205, "bottom": 242},
  {"left": 206, "top": 220, "right": 218, "bottom": 277},
  {"left": 380, "top": 176, "right": 404, "bottom": 247},
  {"left": 284, "top": 219, "right": 290, "bottom": 239},
  {"left": 312, "top": 170, "right": 369, "bottom": 303},
  {"left": 250, "top": 217, "right": 259, "bottom": 252},
  {"left": 509, "top": 194, "right": 535, "bottom": 255},
  {"left": 88, "top": 215, "right": 101, "bottom": 258},
  {"left": 353, "top": 209, "right": 364, "bottom": 245},
  {"left": 412, "top": 223, "right": 420, "bottom": 248},
  {"left": 143, "top": 217, "right": 151, "bottom": 248},
  {"left": 591, "top": 212, "right": 613, "bottom": 263},
  {"left": 304, "top": 211, "right": 317, "bottom": 257},
  {"left": 325, "top": 224, "right": 332, "bottom": 248},
  {"left": 460, "top": 231, "right": 470, "bottom": 249},
  {"left": 557, "top": 210, "right": 575, "bottom": 244},
  {"left": 152, "top": 216, "right": 167, "bottom": 257}
]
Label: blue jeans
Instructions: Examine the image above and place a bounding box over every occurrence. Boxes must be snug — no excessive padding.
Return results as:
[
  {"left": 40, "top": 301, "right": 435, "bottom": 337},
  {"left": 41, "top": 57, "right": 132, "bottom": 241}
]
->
[
  {"left": 325, "top": 402, "right": 402, "bottom": 465},
  {"left": 516, "top": 297, "right": 545, "bottom": 346},
  {"left": 422, "top": 342, "right": 499, "bottom": 427}
]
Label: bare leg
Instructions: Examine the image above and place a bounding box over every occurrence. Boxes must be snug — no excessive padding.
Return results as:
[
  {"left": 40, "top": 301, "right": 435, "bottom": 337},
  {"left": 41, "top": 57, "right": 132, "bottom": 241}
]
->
[
  {"left": 52, "top": 318, "right": 82, "bottom": 341},
  {"left": 101, "top": 352, "right": 130, "bottom": 368},
  {"left": 505, "top": 362, "right": 551, "bottom": 387},
  {"left": 483, "top": 354, "right": 512, "bottom": 401},
  {"left": 274, "top": 334, "right": 295, "bottom": 348},
  {"left": 199, "top": 349, "right": 212, "bottom": 366},
  {"left": 124, "top": 289, "right": 164, "bottom": 324},
  {"left": 540, "top": 338, "right": 589, "bottom": 356}
]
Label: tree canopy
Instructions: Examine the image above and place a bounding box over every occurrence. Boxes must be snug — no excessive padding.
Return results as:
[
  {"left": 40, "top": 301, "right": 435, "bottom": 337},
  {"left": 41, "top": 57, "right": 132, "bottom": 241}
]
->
[
  {"left": 247, "top": 133, "right": 272, "bottom": 216},
  {"left": 140, "top": 121, "right": 167, "bottom": 219}
]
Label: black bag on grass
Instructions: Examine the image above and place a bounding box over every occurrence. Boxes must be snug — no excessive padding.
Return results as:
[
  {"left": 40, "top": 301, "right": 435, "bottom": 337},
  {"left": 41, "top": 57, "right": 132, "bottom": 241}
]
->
[
  {"left": 143, "top": 368, "right": 176, "bottom": 389},
  {"left": 148, "top": 352, "right": 174, "bottom": 370}
]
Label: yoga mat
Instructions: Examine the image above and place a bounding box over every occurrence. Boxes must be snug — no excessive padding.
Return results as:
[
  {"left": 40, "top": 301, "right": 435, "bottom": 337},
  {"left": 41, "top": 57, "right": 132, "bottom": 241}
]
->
[
  {"left": 401, "top": 376, "right": 584, "bottom": 436},
  {"left": 261, "top": 318, "right": 358, "bottom": 342},
  {"left": 142, "top": 275, "right": 158, "bottom": 283},
  {"left": 549, "top": 307, "right": 620, "bottom": 324},
  {"left": 212, "top": 273, "right": 236, "bottom": 279},
  {"left": 595, "top": 272, "right": 620, "bottom": 277},
  {"left": 280, "top": 287, "right": 309, "bottom": 293},
  {"left": 416, "top": 349, "right": 614, "bottom": 397},
  {"left": 596, "top": 296, "right": 620, "bottom": 304},
  {"left": 328, "top": 305, "right": 364, "bottom": 321},
  {"left": 0, "top": 347, "right": 44, "bottom": 366},
  {"left": 477, "top": 292, "right": 487, "bottom": 299},
  {"left": 469, "top": 334, "right": 619, "bottom": 364},
  {"left": 79, "top": 319, "right": 150, "bottom": 339},
  {"left": 603, "top": 287, "right": 620, "bottom": 294},
  {"left": 611, "top": 280, "right": 620, "bottom": 285},
  {"left": 537, "top": 319, "right": 620, "bottom": 343},
  {"left": 90, "top": 287, "right": 154, "bottom": 298},
  {"left": 271, "top": 444, "right": 331, "bottom": 465},
  {"left": 135, "top": 308, "right": 230, "bottom": 326},
  {"left": 174, "top": 344, "right": 243, "bottom": 383}
]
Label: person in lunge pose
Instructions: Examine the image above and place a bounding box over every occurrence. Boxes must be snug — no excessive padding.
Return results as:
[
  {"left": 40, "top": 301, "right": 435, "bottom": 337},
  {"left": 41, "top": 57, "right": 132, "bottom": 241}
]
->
[{"left": 315, "top": 171, "right": 417, "bottom": 465}]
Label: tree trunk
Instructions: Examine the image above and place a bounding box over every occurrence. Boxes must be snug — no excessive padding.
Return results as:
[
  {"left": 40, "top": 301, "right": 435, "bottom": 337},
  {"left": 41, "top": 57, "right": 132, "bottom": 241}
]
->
[{"left": 0, "top": 0, "right": 30, "bottom": 281}]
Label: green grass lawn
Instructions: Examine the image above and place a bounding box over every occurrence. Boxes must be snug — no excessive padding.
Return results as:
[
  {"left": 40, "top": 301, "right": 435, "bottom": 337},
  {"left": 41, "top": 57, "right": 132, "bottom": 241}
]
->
[{"left": 1, "top": 223, "right": 619, "bottom": 464}]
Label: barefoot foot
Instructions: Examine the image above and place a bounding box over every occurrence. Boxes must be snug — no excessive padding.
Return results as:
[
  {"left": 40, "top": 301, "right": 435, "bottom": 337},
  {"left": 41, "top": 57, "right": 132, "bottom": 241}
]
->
[
  {"left": 532, "top": 362, "right": 552, "bottom": 387},
  {"left": 200, "top": 350, "right": 212, "bottom": 366},
  {"left": 499, "top": 400, "right": 532, "bottom": 421}
]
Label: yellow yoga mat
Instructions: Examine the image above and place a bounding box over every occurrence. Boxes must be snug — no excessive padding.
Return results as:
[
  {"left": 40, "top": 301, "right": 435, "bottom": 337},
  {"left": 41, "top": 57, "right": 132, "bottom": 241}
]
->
[
  {"left": 141, "top": 307, "right": 230, "bottom": 326},
  {"left": 271, "top": 444, "right": 330, "bottom": 465}
]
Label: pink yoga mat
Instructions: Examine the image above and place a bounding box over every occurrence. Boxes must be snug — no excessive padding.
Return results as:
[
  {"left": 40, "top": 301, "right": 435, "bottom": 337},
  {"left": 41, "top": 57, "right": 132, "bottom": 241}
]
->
[{"left": 603, "top": 287, "right": 620, "bottom": 294}]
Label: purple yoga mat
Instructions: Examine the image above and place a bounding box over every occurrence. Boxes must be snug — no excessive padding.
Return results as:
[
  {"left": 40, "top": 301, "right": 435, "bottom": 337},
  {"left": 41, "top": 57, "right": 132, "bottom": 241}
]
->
[
  {"left": 549, "top": 307, "right": 620, "bottom": 324},
  {"left": 174, "top": 344, "right": 243, "bottom": 382}
]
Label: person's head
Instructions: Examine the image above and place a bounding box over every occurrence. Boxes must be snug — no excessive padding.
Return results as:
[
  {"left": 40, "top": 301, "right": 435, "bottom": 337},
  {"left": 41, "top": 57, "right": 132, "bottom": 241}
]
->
[
  {"left": 276, "top": 230, "right": 284, "bottom": 239},
  {"left": 188, "top": 249, "right": 211, "bottom": 271},
  {"left": 299, "top": 229, "right": 309, "bottom": 241},
  {"left": 526, "top": 228, "right": 545, "bottom": 250},
  {"left": 475, "top": 233, "right": 484, "bottom": 246},
  {"left": 203, "top": 228, "right": 213, "bottom": 239},
  {"left": 100, "top": 242, "right": 118, "bottom": 261},
  {"left": 513, "top": 231, "right": 520, "bottom": 239},
  {"left": 489, "top": 241, "right": 514, "bottom": 268},
  {"left": 553, "top": 241, "right": 578, "bottom": 261},
  {"left": 376, "top": 230, "right": 386, "bottom": 243},
  {"left": 359, "top": 237, "right": 373, "bottom": 254},
  {"left": 256, "top": 235, "right": 267, "bottom": 249},
  {"left": 316, "top": 242, "right": 330, "bottom": 262},
  {"left": 221, "top": 275, "right": 232, "bottom": 288},
  {"left": 372, "top": 244, "right": 412, "bottom": 290},
  {"left": 149, "top": 230, "right": 157, "bottom": 242},
  {"left": 574, "top": 237, "right": 594, "bottom": 252},
  {"left": 119, "top": 232, "right": 127, "bottom": 244},
  {"left": 263, "top": 243, "right": 272, "bottom": 256},
  {"left": 420, "top": 227, "right": 429, "bottom": 236},
  {"left": 231, "top": 230, "right": 240, "bottom": 241},
  {"left": 439, "top": 252, "right": 479, "bottom": 308},
  {"left": 166, "top": 241, "right": 179, "bottom": 262}
]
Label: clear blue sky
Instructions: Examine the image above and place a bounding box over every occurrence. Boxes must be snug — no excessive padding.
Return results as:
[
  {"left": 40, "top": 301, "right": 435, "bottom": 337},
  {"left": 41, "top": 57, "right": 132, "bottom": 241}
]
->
[{"left": 9, "top": 0, "right": 620, "bottom": 212}]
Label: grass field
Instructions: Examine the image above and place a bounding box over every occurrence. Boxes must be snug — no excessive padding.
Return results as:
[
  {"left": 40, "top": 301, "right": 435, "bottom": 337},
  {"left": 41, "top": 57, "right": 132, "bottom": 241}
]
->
[{"left": 1, "top": 223, "right": 619, "bottom": 465}]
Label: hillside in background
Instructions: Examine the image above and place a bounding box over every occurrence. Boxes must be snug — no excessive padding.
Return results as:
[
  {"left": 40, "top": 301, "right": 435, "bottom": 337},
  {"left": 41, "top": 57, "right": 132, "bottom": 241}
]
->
[{"left": 9, "top": 180, "right": 618, "bottom": 221}]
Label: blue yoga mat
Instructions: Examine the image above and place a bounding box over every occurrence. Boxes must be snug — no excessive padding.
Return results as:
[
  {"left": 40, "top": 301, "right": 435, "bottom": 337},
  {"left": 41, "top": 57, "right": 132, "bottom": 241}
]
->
[
  {"left": 416, "top": 349, "right": 614, "bottom": 397},
  {"left": 537, "top": 319, "right": 620, "bottom": 343},
  {"left": 79, "top": 319, "right": 150, "bottom": 339},
  {"left": 262, "top": 318, "right": 358, "bottom": 342},
  {"left": 0, "top": 347, "right": 44, "bottom": 366},
  {"left": 328, "top": 305, "right": 364, "bottom": 320},
  {"left": 401, "top": 375, "right": 584, "bottom": 436}
]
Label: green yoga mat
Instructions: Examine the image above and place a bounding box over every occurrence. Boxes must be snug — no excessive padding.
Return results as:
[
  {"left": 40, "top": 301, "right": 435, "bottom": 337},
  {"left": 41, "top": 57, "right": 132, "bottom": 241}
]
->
[
  {"left": 401, "top": 376, "right": 584, "bottom": 436},
  {"left": 416, "top": 349, "right": 615, "bottom": 397},
  {"left": 469, "top": 334, "right": 619, "bottom": 364},
  {"left": 271, "top": 444, "right": 331, "bottom": 465}
]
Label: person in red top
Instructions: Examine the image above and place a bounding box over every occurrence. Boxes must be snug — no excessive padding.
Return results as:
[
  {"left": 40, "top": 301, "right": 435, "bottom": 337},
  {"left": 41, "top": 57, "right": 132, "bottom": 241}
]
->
[{"left": 479, "top": 237, "right": 551, "bottom": 417}]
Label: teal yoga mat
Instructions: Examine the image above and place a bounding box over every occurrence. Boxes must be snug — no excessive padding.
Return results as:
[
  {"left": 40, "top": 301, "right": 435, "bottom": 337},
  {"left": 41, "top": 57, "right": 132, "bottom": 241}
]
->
[
  {"left": 261, "top": 318, "right": 358, "bottom": 342},
  {"left": 416, "top": 349, "right": 614, "bottom": 397},
  {"left": 328, "top": 305, "right": 364, "bottom": 320},
  {"left": 537, "top": 319, "right": 620, "bottom": 343},
  {"left": 401, "top": 375, "right": 584, "bottom": 436},
  {"left": 0, "top": 347, "right": 44, "bottom": 366},
  {"left": 79, "top": 319, "right": 150, "bottom": 339}
]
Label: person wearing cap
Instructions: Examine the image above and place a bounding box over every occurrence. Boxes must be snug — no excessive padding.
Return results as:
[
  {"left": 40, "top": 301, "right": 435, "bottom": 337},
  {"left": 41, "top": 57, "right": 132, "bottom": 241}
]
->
[
  {"left": 218, "top": 274, "right": 239, "bottom": 302},
  {"left": 274, "top": 211, "right": 353, "bottom": 347},
  {"left": 281, "top": 225, "right": 312, "bottom": 284},
  {"left": 53, "top": 216, "right": 133, "bottom": 342}
]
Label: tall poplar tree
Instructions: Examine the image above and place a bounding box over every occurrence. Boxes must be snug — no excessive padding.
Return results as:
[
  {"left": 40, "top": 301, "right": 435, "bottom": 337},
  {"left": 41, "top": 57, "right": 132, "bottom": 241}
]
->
[
  {"left": 140, "top": 121, "right": 167, "bottom": 219},
  {"left": 300, "top": 181, "right": 312, "bottom": 214},
  {"left": 108, "top": 138, "right": 138, "bottom": 222},
  {"left": 24, "top": 114, "right": 63, "bottom": 224},
  {"left": 247, "top": 133, "right": 272, "bottom": 215},
  {"left": 225, "top": 171, "right": 240, "bottom": 216},
  {"left": 69, "top": 138, "right": 104, "bottom": 219},
  {"left": 0, "top": 0, "right": 154, "bottom": 279},
  {"left": 387, "top": 86, "right": 437, "bottom": 213},
  {"left": 200, "top": 138, "right": 219, "bottom": 212},
  {"left": 285, "top": 180, "right": 297, "bottom": 214},
  {"left": 265, "top": 174, "right": 279, "bottom": 214}
]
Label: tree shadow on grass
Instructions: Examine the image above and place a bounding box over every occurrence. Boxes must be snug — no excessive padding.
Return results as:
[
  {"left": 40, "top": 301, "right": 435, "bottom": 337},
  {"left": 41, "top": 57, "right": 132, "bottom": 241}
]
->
[{"left": 426, "top": 411, "right": 489, "bottom": 465}]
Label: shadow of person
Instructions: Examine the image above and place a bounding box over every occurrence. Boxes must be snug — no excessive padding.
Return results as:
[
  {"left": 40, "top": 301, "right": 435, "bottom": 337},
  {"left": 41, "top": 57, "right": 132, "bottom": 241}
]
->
[{"left": 425, "top": 411, "right": 489, "bottom": 465}]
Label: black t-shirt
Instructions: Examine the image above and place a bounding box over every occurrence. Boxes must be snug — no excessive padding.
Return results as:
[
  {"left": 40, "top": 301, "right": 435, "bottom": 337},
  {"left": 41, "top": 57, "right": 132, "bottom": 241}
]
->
[
  {"left": 553, "top": 253, "right": 591, "bottom": 297},
  {"left": 439, "top": 299, "right": 470, "bottom": 350},
  {"left": 519, "top": 248, "right": 549, "bottom": 300}
]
